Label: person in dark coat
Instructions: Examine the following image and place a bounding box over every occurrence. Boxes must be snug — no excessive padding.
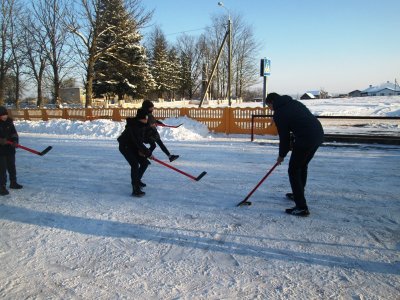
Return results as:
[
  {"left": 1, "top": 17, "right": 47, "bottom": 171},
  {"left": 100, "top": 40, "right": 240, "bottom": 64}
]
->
[
  {"left": 141, "top": 100, "right": 179, "bottom": 162},
  {"left": 0, "top": 106, "right": 23, "bottom": 195},
  {"left": 265, "top": 93, "right": 324, "bottom": 216},
  {"left": 117, "top": 108, "right": 153, "bottom": 197}
]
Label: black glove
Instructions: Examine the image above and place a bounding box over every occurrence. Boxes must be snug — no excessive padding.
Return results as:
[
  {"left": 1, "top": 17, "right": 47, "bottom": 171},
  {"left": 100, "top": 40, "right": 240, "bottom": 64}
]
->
[{"left": 138, "top": 149, "right": 152, "bottom": 157}]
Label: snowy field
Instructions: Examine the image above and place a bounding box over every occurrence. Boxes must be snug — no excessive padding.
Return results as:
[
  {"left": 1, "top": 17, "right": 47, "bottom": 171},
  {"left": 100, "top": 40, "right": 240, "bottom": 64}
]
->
[{"left": 0, "top": 96, "right": 399, "bottom": 299}]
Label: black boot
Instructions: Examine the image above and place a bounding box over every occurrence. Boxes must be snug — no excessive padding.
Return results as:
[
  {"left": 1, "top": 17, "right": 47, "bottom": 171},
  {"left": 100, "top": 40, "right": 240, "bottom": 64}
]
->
[
  {"left": 0, "top": 186, "right": 9, "bottom": 196},
  {"left": 139, "top": 180, "right": 146, "bottom": 187},
  {"left": 132, "top": 187, "right": 145, "bottom": 197},
  {"left": 10, "top": 181, "right": 23, "bottom": 189},
  {"left": 285, "top": 193, "right": 294, "bottom": 200},
  {"left": 285, "top": 206, "right": 310, "bottom": 217},
  {"left": 169, "top": 154, "right": 179, "bottom": 162}
]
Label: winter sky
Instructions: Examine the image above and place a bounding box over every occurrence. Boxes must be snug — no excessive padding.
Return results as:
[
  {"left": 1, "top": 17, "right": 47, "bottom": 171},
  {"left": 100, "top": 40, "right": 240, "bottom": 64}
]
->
[{"left": 142, "top": 0, "right": 400, "bottom": 95}]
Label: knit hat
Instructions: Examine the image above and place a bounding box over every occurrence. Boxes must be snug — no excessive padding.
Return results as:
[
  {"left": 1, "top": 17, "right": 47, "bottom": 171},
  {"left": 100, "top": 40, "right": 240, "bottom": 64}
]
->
[
  {"left": 265, "top": 93, "right": 281, "bottom": 105},
  {"left": 136, "top": 108, "right": 148, "bottom": 120},
  {"left": 141, "top": 100, "right": 154, "bottom": 111},
  {"left": 0, "top": 106, "right": 8, "bottom": 116}
]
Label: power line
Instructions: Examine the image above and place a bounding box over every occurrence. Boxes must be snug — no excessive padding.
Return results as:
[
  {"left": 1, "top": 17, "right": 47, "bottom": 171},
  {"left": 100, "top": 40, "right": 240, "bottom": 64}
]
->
[{"left": 164, "top": 26, "right": 214, "bottom": 36}]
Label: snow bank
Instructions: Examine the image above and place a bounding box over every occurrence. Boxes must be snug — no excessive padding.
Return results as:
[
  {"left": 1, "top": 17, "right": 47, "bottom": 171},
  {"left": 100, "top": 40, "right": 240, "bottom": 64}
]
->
[
  {"left": 14, "top": 116, "right": 212, "bottom": 141},
  {"left": 302, "top": 96, "right": 400, "bottom": 116}
]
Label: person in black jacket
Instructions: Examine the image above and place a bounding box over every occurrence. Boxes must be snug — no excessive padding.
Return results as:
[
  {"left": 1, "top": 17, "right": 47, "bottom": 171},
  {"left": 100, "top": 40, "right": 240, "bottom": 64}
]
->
[
  {"left": 141, "top": 100, "right": 179, "bottom": 162},
  {"left": 0, "top": 106, "right": 23, "bottom": 195},
  {"left": 266, "top": 93, "right": 324, "bottom": 216},
  {"left": 117, "top": 108, "right": 153, "bottom": 197}
]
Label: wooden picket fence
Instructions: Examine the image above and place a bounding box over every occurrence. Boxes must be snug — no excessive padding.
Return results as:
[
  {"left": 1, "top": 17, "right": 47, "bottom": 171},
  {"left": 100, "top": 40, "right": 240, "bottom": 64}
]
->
[{"left": 7, "top": 107, "right": 277, "bottom": 135}]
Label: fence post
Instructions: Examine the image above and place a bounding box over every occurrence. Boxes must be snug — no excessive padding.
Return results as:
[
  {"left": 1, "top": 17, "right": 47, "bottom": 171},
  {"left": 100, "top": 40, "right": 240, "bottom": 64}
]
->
[
  {"left": 112, "top": 108, "right": 122, "bottom": 121},
  {"left": 85, "top": 108, "right": 93, "bottom": 120},
  {"left": 62, "top": 108, "right": 69, "bottom": 119},
  {"left": 41, "top": 109, "right": 48, "bottom": 121},
  {"left": 180, "top": 107, "right": 189, "bottom": 117},
  {"left": 225, "top": 107, "right": 234, "bottom": 134}
]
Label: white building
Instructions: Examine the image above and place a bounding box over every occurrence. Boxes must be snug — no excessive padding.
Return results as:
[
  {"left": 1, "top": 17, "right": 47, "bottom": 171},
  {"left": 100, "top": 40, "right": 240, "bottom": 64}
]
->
[{"left": 361, "top": 81, "right": 400, "bottom": 96}]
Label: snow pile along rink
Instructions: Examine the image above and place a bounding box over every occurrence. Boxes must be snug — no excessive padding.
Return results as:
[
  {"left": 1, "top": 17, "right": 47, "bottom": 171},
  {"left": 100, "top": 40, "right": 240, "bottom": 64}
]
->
[
  {"left": 14, "top": 116, "right": 212, "bottom": 141},
  {"left": 157, "top": 116, "right": 211, "bottom": 141}
]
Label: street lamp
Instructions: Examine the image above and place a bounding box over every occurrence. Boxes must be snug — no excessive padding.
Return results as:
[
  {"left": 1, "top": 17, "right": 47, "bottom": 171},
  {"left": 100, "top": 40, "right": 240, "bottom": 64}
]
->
[{"left": 218, "top": 2, "right": 232, "bottom": 106}]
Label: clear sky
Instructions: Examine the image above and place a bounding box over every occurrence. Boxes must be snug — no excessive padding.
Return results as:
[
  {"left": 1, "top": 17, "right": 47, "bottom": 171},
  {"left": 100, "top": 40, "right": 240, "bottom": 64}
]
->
[{"left": 141, "top": 0, "right": 400, "bottom": 95}]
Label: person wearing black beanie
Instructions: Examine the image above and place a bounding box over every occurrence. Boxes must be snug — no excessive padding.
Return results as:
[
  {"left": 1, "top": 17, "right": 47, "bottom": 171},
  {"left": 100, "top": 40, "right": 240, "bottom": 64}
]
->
[
  {"left": 0, "top": 106, "right": 23, "bottom": 195},
  {"left": 141, "top": 100, "right": 179, "bottom": 162},
  {"left": 265, "top": 93, "right": 324, "bottom": 217}
]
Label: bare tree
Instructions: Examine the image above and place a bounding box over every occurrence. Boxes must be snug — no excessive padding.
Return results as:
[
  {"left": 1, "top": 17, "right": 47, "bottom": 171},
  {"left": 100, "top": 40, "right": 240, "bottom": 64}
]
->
[
  {"left": 30, "top": 0, "right": 72, "bottom": 104},
  {"left": 3, "top": 0, "right": 25, "bottom": 107},
  {"left": 0, "top": 0, "right": 16, "bottom": 105},
  {"left": 204, "top": 13, "right": 259, "bottom": 100},
  {"left": 231, "top": 15, "right": 260, "bottom": 99},
  {"left": 8, "top": 3, "right": 23, "bottom": 107},
  {"left": 67, "top": 0, "right": 152, "bottom": 107},
  {"left": 20, "top": 12, "right": 48, "bottom": 107},
  {"left": 205, "top": 15, "right": 227, "bottom": 99},
  {"left": 175, "top": 34, "right": 203, "bottom": 99}
]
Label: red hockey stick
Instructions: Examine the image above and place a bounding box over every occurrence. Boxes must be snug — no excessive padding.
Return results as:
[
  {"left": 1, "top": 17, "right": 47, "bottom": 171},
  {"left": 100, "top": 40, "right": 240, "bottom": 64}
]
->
[
  {"left": 156, "top": 123, "right": 183, "bottom": 128},
  {"left": 151, "top": 156, "right": 206, "bottom": 181},
  {"left": 6, "top": 141, "right": 52, "bottom": 156},
  {"left": 237, "top": 161, "right": 280, "bottom": 206}
]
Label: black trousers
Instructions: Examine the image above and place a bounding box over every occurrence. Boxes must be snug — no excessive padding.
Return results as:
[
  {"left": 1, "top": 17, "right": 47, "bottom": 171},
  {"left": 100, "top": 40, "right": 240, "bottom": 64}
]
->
[
  {"left": 288, "top": 144, "right": 320, "bottom": 209},
  {"left": 119, "top": 144, "right": 149, "bottom": 190},
  {"left": 0, "top": 154, "right": 17, "bottom": 187},
  {"left": 149, "top": 139, "right": 170, "bottom": 157}
]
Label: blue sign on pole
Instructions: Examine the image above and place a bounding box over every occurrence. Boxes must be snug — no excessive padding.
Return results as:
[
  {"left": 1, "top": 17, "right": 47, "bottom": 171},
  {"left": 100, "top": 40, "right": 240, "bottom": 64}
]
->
[
  {"left": 260, "top": 58, "right": 271, "bottom": 76},
  {"left": 263, "top": 58, "right": 271, "bottom": 76}
]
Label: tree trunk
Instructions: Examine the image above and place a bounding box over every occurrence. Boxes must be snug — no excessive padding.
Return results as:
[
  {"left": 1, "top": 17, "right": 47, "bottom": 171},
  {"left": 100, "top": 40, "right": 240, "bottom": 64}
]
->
[
  {"left": 85, "top": 57, "right": 95, "bottom": 108},
  {"left": 0, "top": 49, "right": 6, "bottom": 105},
  {"left": 0, "top": 76, "right": 4, "bottom": 105},
  {"left": 53, "top": 64, "right": 60, "bottom": 104},
  {"left": 14, "top": 68, "right": 20, "bottom": 108},
  {"left": 37, "top": 79, "right": 43, "bottom": 107}
]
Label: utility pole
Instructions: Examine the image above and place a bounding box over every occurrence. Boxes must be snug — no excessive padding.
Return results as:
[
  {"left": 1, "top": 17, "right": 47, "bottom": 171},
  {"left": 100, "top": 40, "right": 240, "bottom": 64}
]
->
[
  {"left": 200, "top": 2, "right": 232, "bottom": 108},
  {"left": 218, "top": 2, "right": 232, "bottom": 106},
  {"left": 227, "top": 14, "right": 232, "bottom": 106}
]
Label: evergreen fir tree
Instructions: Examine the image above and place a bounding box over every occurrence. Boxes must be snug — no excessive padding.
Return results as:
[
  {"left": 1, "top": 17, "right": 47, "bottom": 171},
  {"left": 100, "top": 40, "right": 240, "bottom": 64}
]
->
[
  {"left": 148, "top": 27, "right": 171, "bottom": 99},
  {"left": 165, "top": 47, "right": 182, "bottom": 99},
  {"left": 93, "top": 0, "right": 154, "bottom": 100}
]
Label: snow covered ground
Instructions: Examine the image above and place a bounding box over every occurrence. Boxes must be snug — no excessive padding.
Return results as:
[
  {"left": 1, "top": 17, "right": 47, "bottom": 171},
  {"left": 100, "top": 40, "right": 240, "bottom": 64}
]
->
[{"left": 0, "top": 97, "right": 399, "bottom": 299}]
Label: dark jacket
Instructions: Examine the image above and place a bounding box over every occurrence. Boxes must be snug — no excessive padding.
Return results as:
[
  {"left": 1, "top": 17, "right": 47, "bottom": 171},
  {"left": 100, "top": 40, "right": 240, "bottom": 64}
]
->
[
  {"left": 0, "top": 118, "right": 18, "bottom": 155},
  {"left": 117, "top": 117, "right": 151, "bottom": 156},
  {"left": 141, "top": 108, "right": 164, "bottom": 143},
  {"left": 273, "top": 95, "right": 324, "bottom": 158}
]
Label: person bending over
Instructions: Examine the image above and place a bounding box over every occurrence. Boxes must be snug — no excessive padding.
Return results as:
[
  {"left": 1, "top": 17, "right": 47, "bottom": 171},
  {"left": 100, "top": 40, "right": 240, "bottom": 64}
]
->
[
  {"left": 265, "top": 93, "right": 324, "bottom": 216},
  {"left": 118, "top": 108, "right": 153, "bottom": 197}
]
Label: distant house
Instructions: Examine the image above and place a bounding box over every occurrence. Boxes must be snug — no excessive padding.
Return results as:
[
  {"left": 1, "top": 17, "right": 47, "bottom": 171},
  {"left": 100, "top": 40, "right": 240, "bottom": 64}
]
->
[
  {"left": 361, "top": 81, "right": 400, "bottom": 96},
  {"left": 59, "top": 87, "right": 85, "bottom": 105},
  {"left": 375, "top": 88, "right": 400, "bottom": 96},
  {"left": 348, "top": 90, "right": 362, "bottom": 97},
  {"left": 300, "top": 92, "right": 316, "bottom": 100},
  {"left": 300, "top": 90, "right": 331, "bottom": 100}
]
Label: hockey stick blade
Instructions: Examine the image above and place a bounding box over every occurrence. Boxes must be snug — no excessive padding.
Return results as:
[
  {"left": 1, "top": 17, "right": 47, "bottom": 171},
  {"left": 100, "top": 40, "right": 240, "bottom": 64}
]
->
[
  {"left": 195, "top": 171, "right": 207, "bottom": 181},
  {"left": 39, "top": 146, "right": 53, "bottom": 156},
  {"left": 237, "top": 200, "right": 252, "bottom": 207},
  {"left": 157, "top": 123, "right": 183, "bottom": 128},
  {"left": 236, "top": 161, "right": 280, "bottom": 207}
]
